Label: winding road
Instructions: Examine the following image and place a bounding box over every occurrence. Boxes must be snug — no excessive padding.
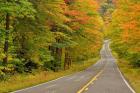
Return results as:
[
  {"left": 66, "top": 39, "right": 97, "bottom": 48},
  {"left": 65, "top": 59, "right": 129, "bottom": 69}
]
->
[{"left": 13, "top": 40, "right": 135, "bottom": 93}]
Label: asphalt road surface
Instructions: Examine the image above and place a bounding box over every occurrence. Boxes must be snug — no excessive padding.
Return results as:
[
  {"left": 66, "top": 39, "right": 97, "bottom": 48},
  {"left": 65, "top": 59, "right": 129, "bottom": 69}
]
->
[{"left": 13, "top": 40, "right": 135, "bottom": 93}]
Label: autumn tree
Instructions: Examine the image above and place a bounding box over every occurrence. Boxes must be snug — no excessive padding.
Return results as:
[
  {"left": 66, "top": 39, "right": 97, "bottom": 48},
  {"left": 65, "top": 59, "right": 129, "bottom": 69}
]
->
[
  {"left": 63, "top": 0, "right": 103, "bottom": 69},
  {"left": 0, "top": 0, "right": 104, "bottom": 74},
  {"left": 108, "top": 0, "right": 140, "bottom": 67}
]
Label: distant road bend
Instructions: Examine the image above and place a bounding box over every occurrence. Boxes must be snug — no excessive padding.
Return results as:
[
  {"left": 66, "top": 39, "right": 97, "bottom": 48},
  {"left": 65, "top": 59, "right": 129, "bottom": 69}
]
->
[{"left": 13, "top": 40, "right": 135, "bottom": 93}]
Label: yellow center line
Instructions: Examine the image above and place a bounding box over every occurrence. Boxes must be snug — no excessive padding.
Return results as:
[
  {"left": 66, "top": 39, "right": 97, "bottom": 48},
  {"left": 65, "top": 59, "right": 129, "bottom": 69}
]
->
[{"left": 77, "top": 69, "right": 104, "bottom": 93}]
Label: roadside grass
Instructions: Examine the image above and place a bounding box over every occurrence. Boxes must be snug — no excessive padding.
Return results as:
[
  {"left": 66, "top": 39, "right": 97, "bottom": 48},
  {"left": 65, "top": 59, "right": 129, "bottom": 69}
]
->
[
  {"left": 0, "top": 58, "right": 99, "bottom": 93},
  {"left": 117, "top": 59, "right": 140, "bottom": 93},
  {"left": 112, "top": 52, "right": 140, "bottom": 93}
]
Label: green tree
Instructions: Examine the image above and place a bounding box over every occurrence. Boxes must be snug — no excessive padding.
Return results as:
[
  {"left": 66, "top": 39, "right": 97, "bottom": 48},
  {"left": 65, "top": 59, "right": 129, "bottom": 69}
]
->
[{"left": 0, "top": 0, "right": 35, "bottom": 64}]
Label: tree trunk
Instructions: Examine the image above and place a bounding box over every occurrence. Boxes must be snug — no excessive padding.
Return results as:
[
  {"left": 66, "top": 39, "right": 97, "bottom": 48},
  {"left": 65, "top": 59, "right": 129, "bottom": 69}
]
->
[
  {"left": 3, "top": 13, "right": 10, "bottom": 64},
  {"left": 61, "top": 48, "right": 65, "bottom": 70},
  {"left": 64, "top": 52, "right": 68, "bottom": 70}
]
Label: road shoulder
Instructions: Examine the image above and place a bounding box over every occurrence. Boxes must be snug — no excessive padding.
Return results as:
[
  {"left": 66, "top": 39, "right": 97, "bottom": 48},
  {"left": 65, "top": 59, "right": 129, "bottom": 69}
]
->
[{"left": 117, "top": 59, "right": 140, "bottom": 93}]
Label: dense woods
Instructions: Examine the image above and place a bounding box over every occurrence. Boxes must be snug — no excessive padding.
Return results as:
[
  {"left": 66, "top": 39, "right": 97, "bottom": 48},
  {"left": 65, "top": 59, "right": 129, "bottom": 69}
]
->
[
  {"left": 0, "top": 0, "right": 103, "bottom": 79},
  {"left": 106, "top": 0, "right": 140, "bottom": 67},
  {"left": 0, "top": 0, "right": 140, "bottom": 93}
]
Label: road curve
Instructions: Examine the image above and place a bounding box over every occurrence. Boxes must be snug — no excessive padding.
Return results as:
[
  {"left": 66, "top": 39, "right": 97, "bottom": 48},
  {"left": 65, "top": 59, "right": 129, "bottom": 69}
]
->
[{"left": 12, "top": 40, "right": 135, "bottom": 93}]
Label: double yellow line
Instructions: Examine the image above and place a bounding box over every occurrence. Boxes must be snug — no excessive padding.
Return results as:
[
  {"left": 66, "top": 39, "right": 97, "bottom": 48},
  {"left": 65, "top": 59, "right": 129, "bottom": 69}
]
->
[{"left": 77, "top": 69, "right": 104, "bottom": 93}]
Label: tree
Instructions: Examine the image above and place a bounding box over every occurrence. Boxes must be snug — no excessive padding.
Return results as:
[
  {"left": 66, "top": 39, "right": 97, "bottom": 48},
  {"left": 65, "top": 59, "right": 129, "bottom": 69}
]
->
[
  {"left": 0, "top": 0, "right": 35, "bottom": 64},
  {"left": 0, "top": 0, "right": 104, "bottom": 74},
  {"left": 63, "top": 0, "right": 103, "bottom": 69},
  {"left": 108, "top": 0, "right": 140, "bottom": 67}
]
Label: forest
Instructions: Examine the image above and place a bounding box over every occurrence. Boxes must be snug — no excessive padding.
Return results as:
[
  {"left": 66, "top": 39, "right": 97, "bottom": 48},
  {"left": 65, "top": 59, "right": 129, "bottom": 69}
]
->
[
  {"left": 0, "top": 0, "right": 103, "bottom": 75},
  {"left": 0, "top": 0, "right": 139, "bottom": 93},
  {"left": 107, "top": 0, "right": 140, "bottom": 67}
]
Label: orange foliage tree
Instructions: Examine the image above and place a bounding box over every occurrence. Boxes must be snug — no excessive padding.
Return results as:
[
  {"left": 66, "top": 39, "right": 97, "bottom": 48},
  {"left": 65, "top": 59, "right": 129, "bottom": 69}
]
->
[{"left": 109, "top": 0, "right": 140, "bottom": 66}]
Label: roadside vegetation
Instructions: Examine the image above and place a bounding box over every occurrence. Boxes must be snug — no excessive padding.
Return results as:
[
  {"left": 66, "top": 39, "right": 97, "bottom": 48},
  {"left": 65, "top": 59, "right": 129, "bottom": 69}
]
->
[
  {"left": 0, "top": 58, "right": 98, "bottom": 93},
  {"left": 105, "top": 0, "right": 140, "bottom": 92},
  {"left": 0, "top": 0, "right": 139, "bottom": 92},
  {"left": 117, "top": 59, "right": 140, "bottom": 93},
  {"left": 0, "top": 0, "right": 103, "bottom": 92},
  {"left": 107, "top": 0, "right": 140, "bottom": 67}
]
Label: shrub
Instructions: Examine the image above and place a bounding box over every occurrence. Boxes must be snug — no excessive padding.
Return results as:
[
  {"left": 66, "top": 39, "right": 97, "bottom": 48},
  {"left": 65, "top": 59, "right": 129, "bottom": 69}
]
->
[
  {"left": 0, "top": 70, "right": 6, "bottom": 81},
  {"left": 11, "top": 58, "right": 25, "bottom": 73},
  {"left": 0, "top": 66, "right": 11, "bottom": 81},
  {"left": 24, "top": 60, "right": 39, "bottom": 73},
  {"left": 129, "top": 52, "right": 140, "bottom": 67}
]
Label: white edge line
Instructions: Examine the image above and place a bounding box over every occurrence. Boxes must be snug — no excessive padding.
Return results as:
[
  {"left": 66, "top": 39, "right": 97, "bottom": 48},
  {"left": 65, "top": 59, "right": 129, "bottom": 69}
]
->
[
  {"left": 11, "top": 71, "right": 84, "bottom": 93},
  {"left": 12, "top": 46, "right": 104, "bottom": 93},
  {"left": 12, "top": 60, "right": 101, "bottom": 93},
  {"left": 11, "top": 75, "right": 69, "bottom": 93},
  {"left": 108, "top": 40, "right": 136, "bottom": 93},
  {"left": 117, "top": 67, "right": 136, "bottom": 93}
]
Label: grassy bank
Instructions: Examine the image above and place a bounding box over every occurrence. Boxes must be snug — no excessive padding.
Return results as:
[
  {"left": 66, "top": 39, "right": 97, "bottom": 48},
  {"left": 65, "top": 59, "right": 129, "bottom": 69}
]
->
[
  {"left": 117, "top": 59, "right": 140, "bottom": 93},
  {"left": 112, "top": 52, "right": 140, "bottom": 93},
  {"left": 0, "top": 58, "right": 99, "bottom": 93}
]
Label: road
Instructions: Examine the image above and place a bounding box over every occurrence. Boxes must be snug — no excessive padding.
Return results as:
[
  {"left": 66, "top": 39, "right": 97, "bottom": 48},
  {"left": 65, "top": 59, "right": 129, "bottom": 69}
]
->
[{"left": 13, "top": 40, "right": 135, "bottom": 93}]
